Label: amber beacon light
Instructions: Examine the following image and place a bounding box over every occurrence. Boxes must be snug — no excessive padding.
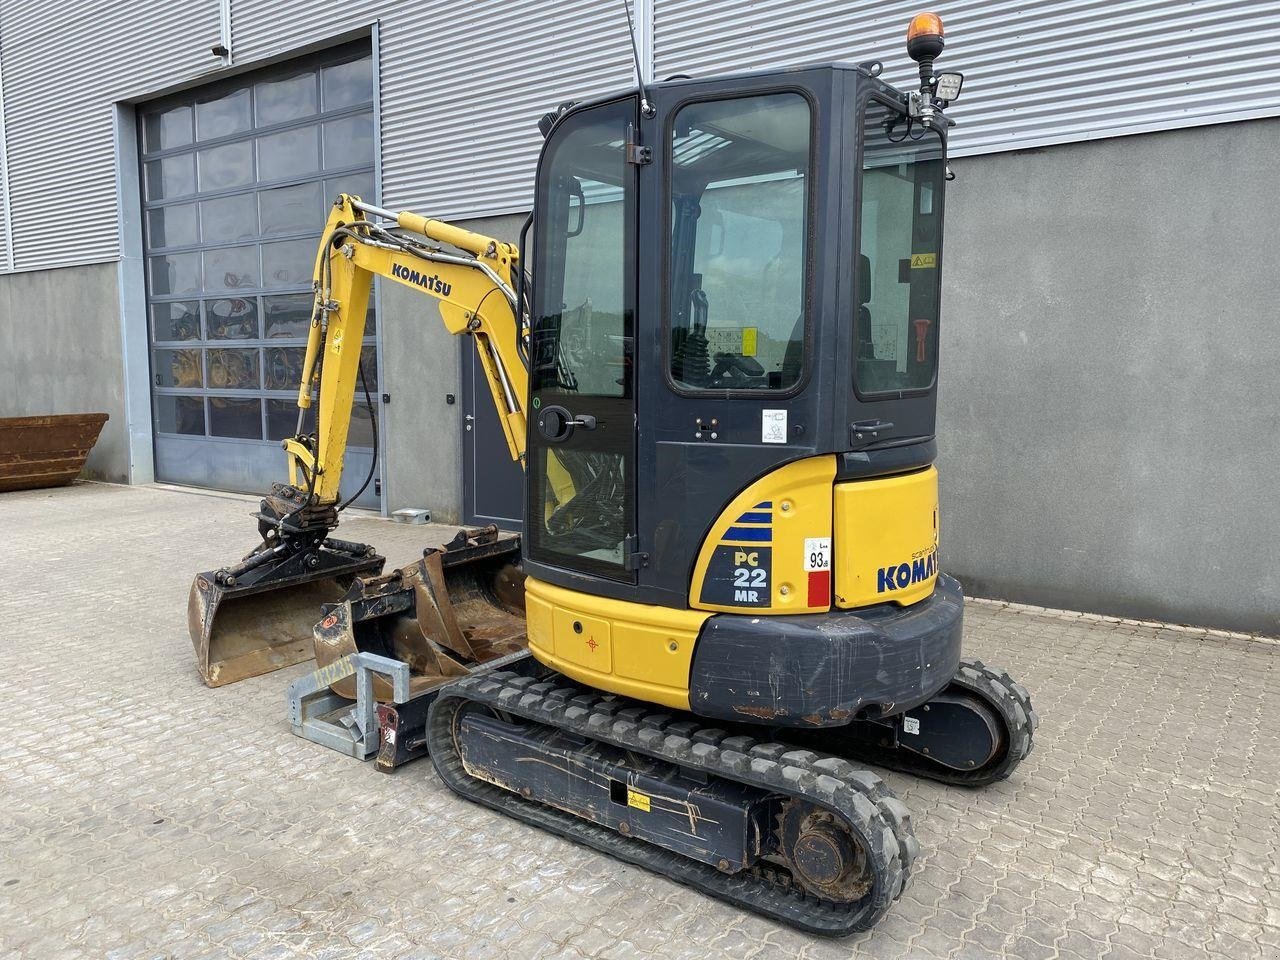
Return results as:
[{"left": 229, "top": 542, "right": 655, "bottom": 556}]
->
[
  {"left": 907, "top": 12, "right": 945, "bottom": 56},
  {"left": 904, "top": 11, "right": 964, "bottom": 121}
]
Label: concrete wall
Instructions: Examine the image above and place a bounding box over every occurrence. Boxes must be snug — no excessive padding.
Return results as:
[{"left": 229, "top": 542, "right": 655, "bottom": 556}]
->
[
  {"left": 379, "top": 211, "right": 527, "bottom": 524},
  {"left": 938, "top": 117, "right": 1280, "bottom": 635},
  {"left": 0, "top": 262, "right": 131, "bottom": 482}
]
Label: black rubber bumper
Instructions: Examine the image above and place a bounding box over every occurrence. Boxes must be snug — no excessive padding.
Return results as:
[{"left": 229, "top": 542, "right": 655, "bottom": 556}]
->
[{"left": 688, "top": 573, "right": 965, "bottom": 728}]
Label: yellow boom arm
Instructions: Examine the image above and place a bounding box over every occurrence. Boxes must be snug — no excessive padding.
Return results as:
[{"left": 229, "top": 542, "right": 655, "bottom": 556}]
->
[{"left": 285, "top": 195, "right": 527, "bottom": 505}]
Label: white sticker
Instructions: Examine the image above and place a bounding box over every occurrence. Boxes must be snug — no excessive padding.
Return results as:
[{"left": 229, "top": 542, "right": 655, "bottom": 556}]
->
[
  {"left": 761, "top": 409, "right": 787, "bottom": 444},
  {"left": 903, "top": 716, "right": 920, "bottom": 736},
  {"left": 804, "top": 538, "right": 831, "bottom": 572},
  {"left": 384, "top": 726, "right": 397, "bottom": 744}
]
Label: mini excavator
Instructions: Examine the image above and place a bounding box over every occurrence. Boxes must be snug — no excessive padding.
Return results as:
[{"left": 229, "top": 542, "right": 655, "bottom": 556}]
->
[{"left": 188, "top": 14, "right": 1037, "bottom": 935}]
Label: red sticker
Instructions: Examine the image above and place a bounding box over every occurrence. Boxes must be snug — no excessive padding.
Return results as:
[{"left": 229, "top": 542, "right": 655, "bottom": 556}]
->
[{"left": 807, "top": 570, "right": 831, "bottom": 607}]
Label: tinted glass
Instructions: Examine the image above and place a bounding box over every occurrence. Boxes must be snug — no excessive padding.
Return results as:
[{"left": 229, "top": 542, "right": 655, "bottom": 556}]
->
[
  {"left": 209, "top": 398, "right": 262, "bottom": 438},
  {"left": 196, "top": 88, "right": 252, "bottom": 140},
  {"left": 325, "top": 172, "right": 375, "bottom": 205},
  {"left": 144, "top": 105, "right": 193, "bottom": 152},
  {"left": 141, "top": 47, "right": 377, "bottom": 497},
  {"left": 528, "top": 100, "right": 635, "bottom": 579},
  {"left": 151, "top": 301, "right": 201, "bottom": 341},
  {"left": 262, "top": 238, "right": 314, "bottom": 288},
  {"left": 258, "top": 127, "right": 319, "bottom": 182},
  {"left": 146, "top": 203, "right": 198, "bottom": 249},
  {"left": 204, "top": 245, "right": 259, "bottom": 292},
  {"left": 668, "top": 93, "right": 810, "bottom": 391},
  {"left": 855, "top": 100, "right": 945, "bottom": 395},
  {"left": 197, "top": 141, "right": 254, "bottom": 191},
  {"left": 263, "top": 294, "right": 314, "bottom": 338},
  {"left": 206, "top": 297, "right": 259, "bottom": 339},
  {"left": 323, "top": 115, "right": 374, "bottom": 169},
  {"left": 322, "top": 57, "right": 373, "bottom": 110},
  {"left": 200, "top": 193, "right": 258, "bottom": 244},
  {"left": 144, "top": 156, "right": 194, "bottom": 201},
  {"left": 149, "top": 252, "right": 200, "bottom": 296},
  {"left": 256, "top": 72, "right": 317, "bottom": 125},
  {"left": 206, "top": 348, "right": 260, "bottom": 389},
  {"left": 266, "top": 399, "right": 300, "bottom": 442},
  {"left": 264, "top": 346, "right": 305, "bottom": 389},
  {"left": 358, "top": 344, "right": 379, "bottom": 390},
  {"left": 259, "top": 182, "right": 323, "bottom": 236},
  {"left": 347, "top": 400, "right": 376, "bottom": 447},
  {"left": 153, "top": 349, "right": 203, "bottom": 388},
  {"left": 155, "top": 395, "right": 205, "bottom": 435}
]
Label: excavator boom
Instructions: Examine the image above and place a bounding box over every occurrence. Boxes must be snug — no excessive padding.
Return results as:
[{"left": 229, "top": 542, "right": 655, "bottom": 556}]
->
[{"left": 189, "top": 195, "right": 528, "bottom": 686}]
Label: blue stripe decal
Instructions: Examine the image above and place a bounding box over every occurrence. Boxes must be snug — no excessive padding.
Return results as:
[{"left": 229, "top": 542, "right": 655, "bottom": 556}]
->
[
  {"left": 724, "top": 526, "right": 772, "bottom": 542},
  {"left": 735, "top": 512, "right": 772, "bottom": 524},
  {"left": 754, "top": 501, "right": 773, "bottom": 509}
]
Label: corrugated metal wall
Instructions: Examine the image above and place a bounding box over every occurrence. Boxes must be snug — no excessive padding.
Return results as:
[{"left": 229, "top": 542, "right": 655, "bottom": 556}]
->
[
  {"left": 0, "top": 44, "right": 10, "bottom": 273},
  {"left": 0, "top": 0, "right": 221, "bottom": 271},
  {"left": 0, "top": 0, "right": 633, "bottom": 273},
  {"left": 655, "top": 0, "right": 1280, "bottom": 156},
  {"left": 1, "top": 0, "right": 1278, "bottom": 273},
  {"left": 230, "top": 0, "right": 636, "bottom": 214}
]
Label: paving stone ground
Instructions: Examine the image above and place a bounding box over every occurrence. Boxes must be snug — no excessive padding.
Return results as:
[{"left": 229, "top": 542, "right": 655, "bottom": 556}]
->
[{"left": 1, "top": 481, "right": 1277, "bottom": 960}]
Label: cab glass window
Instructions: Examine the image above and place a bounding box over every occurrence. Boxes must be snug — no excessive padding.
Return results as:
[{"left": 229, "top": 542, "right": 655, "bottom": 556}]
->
[
  {"left": 855, "top": 99, "right": 945, "bottom": 396},
  {"left": 528, "top": 100, "right": 636, "bottom": 579},
  {"left": 668, "top": 93, "right": 810, "bottom": 392}
]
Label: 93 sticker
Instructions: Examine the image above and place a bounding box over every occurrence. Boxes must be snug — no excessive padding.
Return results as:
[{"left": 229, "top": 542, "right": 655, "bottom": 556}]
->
[{"left": 804, "top": 538, "right": 830, "bottom": 572}]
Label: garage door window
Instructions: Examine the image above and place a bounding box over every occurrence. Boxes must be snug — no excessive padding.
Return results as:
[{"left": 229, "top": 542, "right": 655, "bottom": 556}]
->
[{"left": 140, "top": 46, "right": 379, "bottom": 500}]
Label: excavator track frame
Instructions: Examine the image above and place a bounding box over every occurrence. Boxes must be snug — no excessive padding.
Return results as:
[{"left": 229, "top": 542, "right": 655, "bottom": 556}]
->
[
  {"left": 830, "top": 659, "right": 1039, "bottom": 788},
  {"left": 427, "top": 666, "right": 920, "bottom": 936}
]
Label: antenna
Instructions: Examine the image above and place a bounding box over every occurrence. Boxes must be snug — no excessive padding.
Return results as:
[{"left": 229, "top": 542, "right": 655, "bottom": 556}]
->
[{"left": 620, "top": 0, "right": 654, "bottom": 117}]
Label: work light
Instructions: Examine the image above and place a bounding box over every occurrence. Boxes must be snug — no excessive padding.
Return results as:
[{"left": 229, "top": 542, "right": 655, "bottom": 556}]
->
[{"left": 933, "top": 72, "right": 964, "bottom": 104}]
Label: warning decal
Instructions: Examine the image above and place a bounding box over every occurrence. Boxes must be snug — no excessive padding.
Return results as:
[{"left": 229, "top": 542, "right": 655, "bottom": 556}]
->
[
  {"left": 627, "top": 789, "right": 651, "bottom": 812},
  {"left": 804, "top": 537, "right": 831, "bottom": 607},
  {"left": 762, "top": 409, "right": 787, "bottom": 444}
]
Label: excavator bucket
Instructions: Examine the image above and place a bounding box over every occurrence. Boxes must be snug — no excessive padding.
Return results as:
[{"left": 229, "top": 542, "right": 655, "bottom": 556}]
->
[
  {"left": 312, "top": 526, "right": 526, "bottom": 700},
  {"left": 189, "top": 535, "right": 385, "bottom": 687}
]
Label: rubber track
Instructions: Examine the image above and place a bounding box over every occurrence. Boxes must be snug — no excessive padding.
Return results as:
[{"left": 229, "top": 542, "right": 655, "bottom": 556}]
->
[
  {"left": 427, "top": 668, "right": 920, "bottom": 936},
  {"left": 836, "top": 658, "right": 1039, "bottom": 787}
]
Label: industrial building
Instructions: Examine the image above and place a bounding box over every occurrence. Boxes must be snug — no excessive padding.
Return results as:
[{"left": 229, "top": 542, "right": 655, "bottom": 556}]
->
[{"left": 1, "top": 1, "right": 1277, "bottom": 633}]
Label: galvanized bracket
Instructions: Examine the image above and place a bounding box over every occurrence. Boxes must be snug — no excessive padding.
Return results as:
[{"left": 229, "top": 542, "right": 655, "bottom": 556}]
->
[{"left": 286, "top": 651, "right": 412, "bottom": 760}]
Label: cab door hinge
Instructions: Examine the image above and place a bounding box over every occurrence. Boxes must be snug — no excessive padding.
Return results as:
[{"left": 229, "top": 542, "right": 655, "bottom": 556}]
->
[
  {"left": 625, "top": 122, "right": 651, "bottom": 165},
  {"left": 623, "top": 534, "right": 649, "bottom": 570},
  {"left": 625, "top": 142, "right": 652, "bottom": 165}
]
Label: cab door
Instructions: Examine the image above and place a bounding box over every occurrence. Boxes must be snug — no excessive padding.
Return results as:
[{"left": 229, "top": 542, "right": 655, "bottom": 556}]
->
[{"left": 526, "top": 98, "right": 639, "bottom": 583}]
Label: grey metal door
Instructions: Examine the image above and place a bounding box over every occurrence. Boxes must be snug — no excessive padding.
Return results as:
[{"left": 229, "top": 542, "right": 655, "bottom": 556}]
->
[
  {"left": 461, "top": 349, "right": 524, "bottom": 529},
  {"left": 139, "top": 43, "right": 381, "bottom": 507}
]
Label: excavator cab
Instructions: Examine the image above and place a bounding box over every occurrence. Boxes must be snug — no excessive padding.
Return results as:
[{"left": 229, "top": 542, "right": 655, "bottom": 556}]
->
[{"left": 525, "top": 63, "right": 952, "bottom": 635}]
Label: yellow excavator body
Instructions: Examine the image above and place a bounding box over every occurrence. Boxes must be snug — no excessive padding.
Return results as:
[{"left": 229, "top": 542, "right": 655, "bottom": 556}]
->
[{"left": 187, "top": 17, "right": 1039, "bottom": 936}]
